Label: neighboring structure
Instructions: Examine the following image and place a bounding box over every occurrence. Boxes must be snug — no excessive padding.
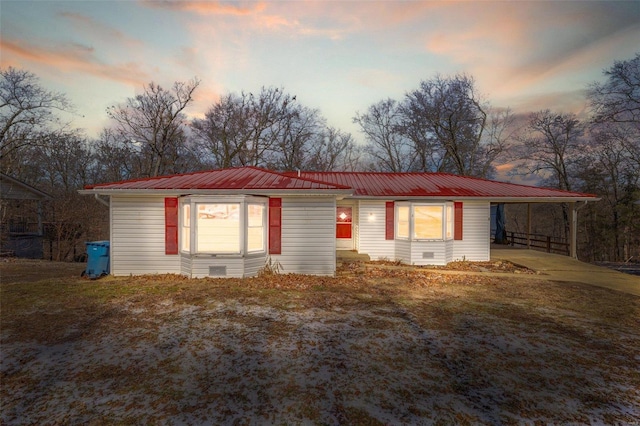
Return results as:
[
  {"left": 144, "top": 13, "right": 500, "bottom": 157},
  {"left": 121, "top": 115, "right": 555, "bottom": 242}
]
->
[
  {"left": 80, "top": 166, "right": 598, "bottom": 278},
  {"left": 0, "top": 173, "right": 52, "bottom": 258}
]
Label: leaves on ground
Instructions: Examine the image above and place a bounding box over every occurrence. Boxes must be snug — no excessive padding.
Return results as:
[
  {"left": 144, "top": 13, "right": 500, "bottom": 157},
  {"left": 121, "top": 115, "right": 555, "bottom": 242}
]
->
[{"left": 1, "top": 260, "right": 639, "bottom": 425}]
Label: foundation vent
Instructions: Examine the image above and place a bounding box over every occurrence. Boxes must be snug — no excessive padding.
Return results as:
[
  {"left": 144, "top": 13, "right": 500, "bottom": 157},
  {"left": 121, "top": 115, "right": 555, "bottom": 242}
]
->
[
  {"left": 422, "top": 252, "right": 435, "bottom": 259},
  {"left": 209, "top": 266, "right": 227, "bottom": 277}
]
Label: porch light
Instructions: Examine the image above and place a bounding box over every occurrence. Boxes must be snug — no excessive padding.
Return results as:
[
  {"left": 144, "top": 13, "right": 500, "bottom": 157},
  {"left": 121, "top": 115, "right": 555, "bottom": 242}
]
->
[{"left": 368, "top": 212, "right": 375, "bottom": 221}]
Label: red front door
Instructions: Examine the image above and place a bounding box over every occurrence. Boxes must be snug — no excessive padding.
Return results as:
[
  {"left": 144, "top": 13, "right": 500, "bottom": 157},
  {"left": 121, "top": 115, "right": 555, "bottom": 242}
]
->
[{"left": 336, "top": 207, "right": 352, "bottom": 239}]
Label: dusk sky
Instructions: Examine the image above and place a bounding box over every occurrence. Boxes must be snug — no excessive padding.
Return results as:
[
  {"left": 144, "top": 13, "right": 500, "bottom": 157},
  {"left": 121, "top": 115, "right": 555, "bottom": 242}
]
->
[{"left": 2, "top": 1, "right": 639, "bottom": 142}]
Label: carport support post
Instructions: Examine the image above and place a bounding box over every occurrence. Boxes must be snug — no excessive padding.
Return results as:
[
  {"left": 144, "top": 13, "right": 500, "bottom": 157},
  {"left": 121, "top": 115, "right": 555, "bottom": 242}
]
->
[{"left": 570, "top": 202, "right": 577, "bottom": 259}]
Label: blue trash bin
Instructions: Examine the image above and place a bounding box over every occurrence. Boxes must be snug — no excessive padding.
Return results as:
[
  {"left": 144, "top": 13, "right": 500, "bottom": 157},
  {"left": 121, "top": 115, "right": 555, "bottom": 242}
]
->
[{"left": 83, "top": 241, "right": 110, "bottom": 279}]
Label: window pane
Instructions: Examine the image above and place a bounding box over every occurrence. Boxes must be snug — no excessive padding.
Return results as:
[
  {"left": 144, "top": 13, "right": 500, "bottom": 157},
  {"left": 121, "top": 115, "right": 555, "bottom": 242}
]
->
[
  {"left": 248, "top": 227, "right": 264, "bottom": 252},
  {"left": 247, "top": 204, "right": 265, "bottom": 252},
  {"left": 397, "top": 206, "right": 410, "bottom": 239},
  {"left": 197, "top": 203, "right": 240, "bottom": 253},
  {"left": 445, "top": 204, "right": 453, "bottom": 239},
  {"left": 414, "top": 205, "right": 443, "bottom": 239},
  {"left": 181, "top": 204, "right": 190, "bottom": 252},
  {"left": 248, "top": 204, "right": 264, "bottom": 227},
  {"left": 183, "top": 204, "right": 190, "bottom": 227}
]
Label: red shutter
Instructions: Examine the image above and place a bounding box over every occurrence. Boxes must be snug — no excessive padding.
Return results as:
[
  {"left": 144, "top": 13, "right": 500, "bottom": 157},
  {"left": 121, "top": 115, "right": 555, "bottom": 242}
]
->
[
  {"left": 454, "top": 202, "right": 463, "bottom": 240},
  {"left": 165, "top": 198, "right": 179, "bottom": 255},
  {"left": 385, "top": 201, "right": 394, "bottom": 240},
  {"left": 269, "top": 198, "right": 282, "bottom": 255}
]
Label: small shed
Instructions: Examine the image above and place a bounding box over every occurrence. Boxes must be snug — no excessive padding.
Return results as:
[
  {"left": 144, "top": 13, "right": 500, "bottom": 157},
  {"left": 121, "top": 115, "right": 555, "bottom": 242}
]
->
[{"left": 0, "top": 173, "right": 52, "bottom": 258}]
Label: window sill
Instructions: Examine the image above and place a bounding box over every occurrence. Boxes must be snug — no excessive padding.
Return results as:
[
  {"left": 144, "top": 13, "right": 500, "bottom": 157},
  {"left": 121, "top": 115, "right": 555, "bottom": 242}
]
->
[{"left": 181, "top": 252, "right": 267, "bottom": 259}]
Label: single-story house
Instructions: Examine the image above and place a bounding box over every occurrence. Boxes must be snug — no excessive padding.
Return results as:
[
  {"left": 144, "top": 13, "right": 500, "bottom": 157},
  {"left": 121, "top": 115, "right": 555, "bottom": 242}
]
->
[{"left": 80, "top": 166, "right": 598, "bottom": 278}]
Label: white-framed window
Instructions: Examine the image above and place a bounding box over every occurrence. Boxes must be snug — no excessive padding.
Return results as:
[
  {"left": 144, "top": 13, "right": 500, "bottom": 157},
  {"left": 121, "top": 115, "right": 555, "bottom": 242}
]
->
[
  {"left": 180, "top": 196, "right": 267, "bottom": 255},
  {"left": 413, "top": 205, "right": 444, "bottom": 239},
  {"left": 197, "top": 203, "right": 241, "bottom": 253},
  {"left": 181, "top": 203, "right": 190, "bottom": 252},
  {"left": 445, "top": 203, "right": 453, "bottom": 240},
  {"left": 396, "top": 202, "right": 454, "bottom": 241},
  {"left": 396, "top": 204, "right": 410, "bottom": 239},
  {"left": 247, "top": 203, "right": 265, "bottom": 252}
]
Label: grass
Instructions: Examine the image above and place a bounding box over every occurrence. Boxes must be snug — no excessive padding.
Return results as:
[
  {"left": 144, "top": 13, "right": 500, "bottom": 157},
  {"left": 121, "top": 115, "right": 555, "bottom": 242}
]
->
[{"left": 1, "top": 259, "right": 639, "bottom": 425}]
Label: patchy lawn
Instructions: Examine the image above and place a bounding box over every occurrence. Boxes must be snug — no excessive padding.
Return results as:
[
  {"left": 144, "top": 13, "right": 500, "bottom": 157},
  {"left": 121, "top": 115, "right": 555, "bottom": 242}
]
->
[{"left": 1, "top": 259, "right": 639, "bottom": 425}]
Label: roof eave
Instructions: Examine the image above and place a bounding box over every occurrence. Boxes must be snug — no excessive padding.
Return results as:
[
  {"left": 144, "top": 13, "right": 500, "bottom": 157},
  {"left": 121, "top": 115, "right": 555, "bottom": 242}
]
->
[
  {"left": 78, "top": 188, "right": 353, "bottom": 197},
  {"left": 1, "top": 173, "right": 53, "bottom": 200},
  {"left": 348, "top": 195, "right": 600, "bottom": 202}
]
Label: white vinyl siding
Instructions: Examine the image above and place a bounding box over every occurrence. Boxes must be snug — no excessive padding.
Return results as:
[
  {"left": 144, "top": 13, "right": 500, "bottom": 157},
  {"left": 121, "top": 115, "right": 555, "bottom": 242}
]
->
[
  {"left": 409, "top": 240, "right": 449, "bottom": 266},
  {"left": 181, "top": 251, "right": 267, "bottom": 279},
  {"left": 358, "top": 201, "right": 395, "bottom": 261},
  {"left": 245, "top": 255, "right": 267, "bottom": 277},
  {"left": 452, "top": 201, "right": 491, "bottom": 262},
  {"left": 180, "top": 253, "right": 192, "bottom": 276},
  {"left": 395, "top": 239, "right": 411, "bottom": 264},
  {"left": 271, "top": 196, "right": 336, "bottom": 275},
  {"left": 110, "top": 196, "right": 180, "bottom": 276},
  {"left": 190, "top": 256, "right": 245, "bottom": 278}
]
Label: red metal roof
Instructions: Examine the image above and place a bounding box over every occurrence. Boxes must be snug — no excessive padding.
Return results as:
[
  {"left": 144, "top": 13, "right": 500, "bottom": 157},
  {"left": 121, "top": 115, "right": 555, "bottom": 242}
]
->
[
  {"left": 84, "top": 166, "right": 597, "bottom": 200},
  {"left": 290, "top": 171, "right": 597, "bottom": 199},
  {"left": 85, "top": 167, "right": 351, "bottom": 191}
]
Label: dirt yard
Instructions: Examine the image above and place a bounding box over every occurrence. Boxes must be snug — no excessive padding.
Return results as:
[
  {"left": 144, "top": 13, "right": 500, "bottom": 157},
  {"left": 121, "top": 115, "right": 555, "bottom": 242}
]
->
[{"left": 1, "top": 259, "right": 639, "bottom": 425}]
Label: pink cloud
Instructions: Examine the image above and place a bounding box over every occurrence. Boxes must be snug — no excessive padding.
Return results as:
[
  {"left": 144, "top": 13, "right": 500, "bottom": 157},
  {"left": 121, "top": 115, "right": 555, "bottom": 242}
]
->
[
  {"left": 59, "top": 12, "right": 143, "bottom": 49},
  {"left": 0, "top": 38, "right": 149, "bottom": 87},
  {"left": 144, "top": 1, "right": 266, "bottom": 16}
]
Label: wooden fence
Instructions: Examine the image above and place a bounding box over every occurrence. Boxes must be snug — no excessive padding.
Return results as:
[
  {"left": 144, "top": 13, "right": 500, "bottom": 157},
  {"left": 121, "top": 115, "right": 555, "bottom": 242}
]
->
[{"left": 507, "top": 231, "right": 570, "bottom": 256}]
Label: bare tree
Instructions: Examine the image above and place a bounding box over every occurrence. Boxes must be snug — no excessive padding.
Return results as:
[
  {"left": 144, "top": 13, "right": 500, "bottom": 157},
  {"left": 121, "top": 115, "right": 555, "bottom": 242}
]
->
[
  {"left": 589, "top": 53, "right": 640, "bottom": 125},
  {"left": 107, "top": 78, "right": 200, "bottom": 177},
  {"left": 193, "top": 87, "right": 346, "bottom": 171},
  {"left": 192, "top": 92, "right": 251, "bottom": 168},
  {"left": 400, "top": 74, "right": 502, "bottom": 176},
  {"left": 305, "top": 127, "right": 357, "bottom": 171},
  {"left": 357, "top": 74, "right": 510, "bottom": 176},
  {"left": 584, "top": 53, "right": 640, "bottom": 261},
  {"left": 0, "top": 67, "right": 72, "bottom": 173},
  {"left": 92, "top": 128, "right": 136, "bottom": 183},
  {"left": 192, "top": 88, "right": 295, "bottom": 168},
  {"left": 514, "top": 110, "right": 584, "bottom": 191},
  {"left": 353, "top": 99, "right": 412, "bottom": 172},
  {"left": 577, "top": 123, "right": 639, "bottom": 261},
  {"left": 513, "top": 110, "right": 586, "bottom": 241},
  {"left": 271, "top": 104, "right": 323, "bottom": 171},
  {"left": 244, "top": 87, "right": 296, "bottom": 166},
  {"left": 34, "top": 130, "right": 94, "bottom": 191}
]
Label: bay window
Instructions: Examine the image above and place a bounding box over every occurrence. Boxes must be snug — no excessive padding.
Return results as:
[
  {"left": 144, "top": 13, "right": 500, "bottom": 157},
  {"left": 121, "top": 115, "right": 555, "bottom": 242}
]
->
[
  {"left": 180, "top": 196, "right": 267, "bottom": 255},
  {"left": 396, "top": 202, "right": 454, "bottom": 241}
]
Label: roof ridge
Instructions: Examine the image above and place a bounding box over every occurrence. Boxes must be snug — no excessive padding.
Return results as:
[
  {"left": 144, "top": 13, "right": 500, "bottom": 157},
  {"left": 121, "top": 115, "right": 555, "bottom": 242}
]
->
[{"left": 243, "top": 166, "right": 352, "bottom": 189}]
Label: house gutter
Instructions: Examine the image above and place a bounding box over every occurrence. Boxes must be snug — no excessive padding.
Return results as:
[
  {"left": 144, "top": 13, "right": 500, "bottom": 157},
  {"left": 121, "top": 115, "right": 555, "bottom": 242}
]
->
[
  {"left": 78, "top": 188, "right": 354, "bottom": 197},
  {"left": 93, "top": 194, "right": 110, "bottom": 207},
  {"left": 348, "top": 196, "right": 600, "bottom": 203}
]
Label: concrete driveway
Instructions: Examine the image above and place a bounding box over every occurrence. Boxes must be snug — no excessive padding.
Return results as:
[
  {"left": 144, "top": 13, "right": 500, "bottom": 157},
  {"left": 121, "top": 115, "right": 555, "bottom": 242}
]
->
[{"left": 491, "top": 248, "right": 640, "bottom": 297}]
